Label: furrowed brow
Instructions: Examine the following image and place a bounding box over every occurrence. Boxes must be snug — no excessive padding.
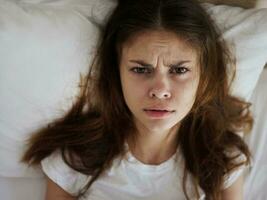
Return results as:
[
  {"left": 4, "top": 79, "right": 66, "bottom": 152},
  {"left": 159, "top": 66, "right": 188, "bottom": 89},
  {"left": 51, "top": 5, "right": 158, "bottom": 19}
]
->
[
  {"left": 129, "top": 60, "right": 153, "bottom": 67},
  {"left": 129, "top": 59, "right": 190, "bottom": 68}
]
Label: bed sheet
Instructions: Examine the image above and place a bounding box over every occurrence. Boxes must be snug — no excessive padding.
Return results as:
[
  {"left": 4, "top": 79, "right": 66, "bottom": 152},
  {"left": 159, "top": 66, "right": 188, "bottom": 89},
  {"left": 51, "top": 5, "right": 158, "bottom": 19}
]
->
[
  {"left": 243, "top": 68, "right": 267, "bottom": 200},
  {"left": 0, "top": 68, "right": 266, "bottom": 200},
  {"left": 0, "top": 176, "right": 46, "bottom": 200}
]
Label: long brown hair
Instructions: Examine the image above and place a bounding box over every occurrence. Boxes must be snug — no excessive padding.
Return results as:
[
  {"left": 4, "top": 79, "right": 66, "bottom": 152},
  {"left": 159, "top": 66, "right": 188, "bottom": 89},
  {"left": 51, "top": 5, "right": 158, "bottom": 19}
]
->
[{"left": 22, "top": 0, "right": 253, "bottom": 199}]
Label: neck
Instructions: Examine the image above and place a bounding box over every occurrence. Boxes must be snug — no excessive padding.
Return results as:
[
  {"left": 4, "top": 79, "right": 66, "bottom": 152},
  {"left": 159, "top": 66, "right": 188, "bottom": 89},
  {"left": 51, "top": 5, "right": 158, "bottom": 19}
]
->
[{"left": 127, "top": 123, "right": 180, "bottom": 165}]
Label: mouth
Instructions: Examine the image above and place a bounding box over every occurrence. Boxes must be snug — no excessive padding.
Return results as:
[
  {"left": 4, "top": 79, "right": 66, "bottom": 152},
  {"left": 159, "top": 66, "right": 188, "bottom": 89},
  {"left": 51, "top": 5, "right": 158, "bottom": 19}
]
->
[
  {"left": 143, "top": 109, "right": 175, "bottom": 112},
  {"left": 143, "top": 109, "right": 175, "bottom": 118},
  {"left": 144, "top": 109, "right": 174, "bottom": 112}
]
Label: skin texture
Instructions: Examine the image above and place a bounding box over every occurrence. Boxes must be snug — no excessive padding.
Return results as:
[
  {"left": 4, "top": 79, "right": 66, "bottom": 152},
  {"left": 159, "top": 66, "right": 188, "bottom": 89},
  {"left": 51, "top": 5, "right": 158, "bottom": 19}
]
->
[
  {"left": 45, "top": 176, "right": 76, "bottom": 200},
  {"left": 221, "top": 174, "right": 244, "bottom": 199},
  {"left": 119, "top": 30, "right": 199, "bottom": 164}
]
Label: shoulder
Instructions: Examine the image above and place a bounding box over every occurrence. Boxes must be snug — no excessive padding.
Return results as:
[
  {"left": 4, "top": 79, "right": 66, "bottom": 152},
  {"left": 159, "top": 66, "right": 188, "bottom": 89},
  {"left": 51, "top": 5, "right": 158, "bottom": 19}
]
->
[
  {"left": 222, "top": 149, "right": 249, "bottom": 189},
  {"left": 41, "top": 150, "right": 90, "bottom": 196}
]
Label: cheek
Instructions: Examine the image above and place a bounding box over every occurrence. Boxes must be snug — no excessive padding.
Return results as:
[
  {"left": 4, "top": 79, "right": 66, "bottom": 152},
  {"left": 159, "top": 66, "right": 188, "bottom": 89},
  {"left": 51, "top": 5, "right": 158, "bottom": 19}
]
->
[
  {"left": 121, "top": 76, "right": 147, "bottom": 107},
  {"left": 174, "top": 78, "right": 199, "bottom": 105},
  {"left": 128, "top": 83, "right": 146, "bottom": 101}
]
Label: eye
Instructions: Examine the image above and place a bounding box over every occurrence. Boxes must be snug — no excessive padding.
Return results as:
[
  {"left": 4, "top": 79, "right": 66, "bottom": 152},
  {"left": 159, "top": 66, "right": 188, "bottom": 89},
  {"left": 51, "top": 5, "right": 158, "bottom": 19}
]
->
[
  {"left": 170, "top": 66, "right": 189, "bottom": 75},
  {"left": 131, "top": 66, "right": 152, "bottom": 74}
]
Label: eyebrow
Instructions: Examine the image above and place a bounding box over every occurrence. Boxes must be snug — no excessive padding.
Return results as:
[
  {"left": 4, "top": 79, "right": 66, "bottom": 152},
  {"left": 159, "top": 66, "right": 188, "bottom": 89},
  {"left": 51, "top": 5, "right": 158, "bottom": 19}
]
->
[{"left": 129, "top": 59, "right": 191, "bottom": 68}]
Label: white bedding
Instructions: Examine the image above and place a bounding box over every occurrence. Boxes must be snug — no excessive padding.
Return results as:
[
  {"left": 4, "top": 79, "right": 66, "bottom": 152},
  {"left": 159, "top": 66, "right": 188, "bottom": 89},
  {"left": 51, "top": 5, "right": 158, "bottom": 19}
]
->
[
  {"left": 0, "top": 0, "right": 267, "bottom": 199},
  {"left": 244, "top": 69, "right": 267, "bottom": 200},
  {"left": 0, "top": 177, "right": 46, "bottom": 200}
]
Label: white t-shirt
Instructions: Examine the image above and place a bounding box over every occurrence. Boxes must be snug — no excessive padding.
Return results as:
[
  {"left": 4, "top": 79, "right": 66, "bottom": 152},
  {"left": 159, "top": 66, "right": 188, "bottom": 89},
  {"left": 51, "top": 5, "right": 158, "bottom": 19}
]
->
[{"left": 41, "top": 144, "right": 246, "bottom": 200}]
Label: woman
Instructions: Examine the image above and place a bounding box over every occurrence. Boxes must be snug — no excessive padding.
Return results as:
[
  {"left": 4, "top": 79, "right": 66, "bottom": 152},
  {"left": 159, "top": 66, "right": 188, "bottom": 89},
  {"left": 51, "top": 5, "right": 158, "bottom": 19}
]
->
[{"left": 22, "top": 0, "right": 252, "bottom": 199}]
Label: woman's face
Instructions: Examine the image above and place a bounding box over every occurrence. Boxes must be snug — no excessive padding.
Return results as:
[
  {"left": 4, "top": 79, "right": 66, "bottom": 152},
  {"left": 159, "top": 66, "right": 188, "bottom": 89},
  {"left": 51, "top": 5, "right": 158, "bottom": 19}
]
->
[{"left": 119, "top": 30, "right": 199, "bottom": 134}]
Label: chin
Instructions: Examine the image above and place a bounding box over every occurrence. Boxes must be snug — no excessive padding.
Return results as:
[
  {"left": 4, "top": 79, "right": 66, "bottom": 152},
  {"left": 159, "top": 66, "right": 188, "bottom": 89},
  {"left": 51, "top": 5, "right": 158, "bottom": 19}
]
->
[{"left": 144, "top": 121, "right": 178, "bottom": 133}]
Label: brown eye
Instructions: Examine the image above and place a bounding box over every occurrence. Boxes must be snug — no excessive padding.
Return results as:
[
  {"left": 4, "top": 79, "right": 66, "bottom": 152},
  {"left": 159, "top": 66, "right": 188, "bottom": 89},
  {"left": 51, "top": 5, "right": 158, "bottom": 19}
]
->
[
  {"left": 131, "top": 67, "right": 152, "bottom": 74},
  {"left": 170, "top": 66, "right": 189, "bottom": 75}
]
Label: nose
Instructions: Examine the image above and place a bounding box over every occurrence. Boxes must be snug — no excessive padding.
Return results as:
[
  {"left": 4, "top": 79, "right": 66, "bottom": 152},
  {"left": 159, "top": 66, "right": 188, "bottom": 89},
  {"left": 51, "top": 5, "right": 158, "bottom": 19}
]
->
[
  {"left": 148, "top": 74, "right": 171, "bottom": 99},
  {"left": 149, "top": 91, "right": 171, "bottom": 99}
]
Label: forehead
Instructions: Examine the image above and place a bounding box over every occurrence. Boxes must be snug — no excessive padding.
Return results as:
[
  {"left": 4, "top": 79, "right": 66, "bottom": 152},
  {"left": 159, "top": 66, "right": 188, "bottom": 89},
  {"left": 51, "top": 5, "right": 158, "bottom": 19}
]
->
[{"left": 120, "top": 30, "right": 198, "bottom": 63}]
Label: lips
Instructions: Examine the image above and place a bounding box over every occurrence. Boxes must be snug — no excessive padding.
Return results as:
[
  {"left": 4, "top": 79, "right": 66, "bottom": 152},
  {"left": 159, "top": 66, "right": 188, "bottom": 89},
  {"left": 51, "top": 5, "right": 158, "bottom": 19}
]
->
[
  {"left": 144, "top": 108, "right": 174, "bottom": 112},
  {"left": 143, "top": 108, "right": 175, "bottom": 118}
]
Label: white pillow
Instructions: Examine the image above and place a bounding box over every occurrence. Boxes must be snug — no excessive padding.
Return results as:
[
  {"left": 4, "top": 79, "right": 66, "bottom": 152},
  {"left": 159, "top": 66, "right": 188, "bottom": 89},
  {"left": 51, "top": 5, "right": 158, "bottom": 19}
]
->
[
  {"left": 0, "top": 0, "right": 103, "bottom": 177},
  {"left": 203, "top": 3, "right": 267, "bottom": 100},
  {"left": 0, "top": 0, "right": 266, "bottom": 177}
]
